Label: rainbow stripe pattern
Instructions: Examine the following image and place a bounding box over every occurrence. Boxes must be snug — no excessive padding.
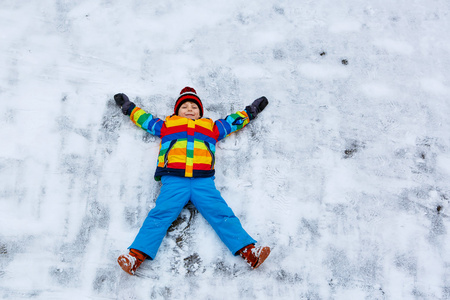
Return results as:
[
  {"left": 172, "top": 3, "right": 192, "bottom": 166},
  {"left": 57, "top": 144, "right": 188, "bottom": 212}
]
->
[{"left": 129, "top": 107, "right": 250, "bottom": 180}]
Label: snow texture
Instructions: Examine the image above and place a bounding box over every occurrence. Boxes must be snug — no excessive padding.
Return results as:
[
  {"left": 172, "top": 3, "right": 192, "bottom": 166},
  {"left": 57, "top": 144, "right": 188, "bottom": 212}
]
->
[{"left": 1, "top": 0, "right": 450, "bottom": 299}]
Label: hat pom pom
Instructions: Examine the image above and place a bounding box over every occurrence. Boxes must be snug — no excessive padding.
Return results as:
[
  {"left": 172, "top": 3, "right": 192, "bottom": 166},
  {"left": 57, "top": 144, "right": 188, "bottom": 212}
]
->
[{"left": 180, "top": 87, "right": 197, "bottom": 95}]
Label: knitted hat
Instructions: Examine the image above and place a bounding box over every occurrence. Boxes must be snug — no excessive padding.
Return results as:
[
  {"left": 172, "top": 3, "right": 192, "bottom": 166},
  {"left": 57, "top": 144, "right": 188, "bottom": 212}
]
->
[{"left": 174, "top": 87, "right": 204, "bottom": 117}]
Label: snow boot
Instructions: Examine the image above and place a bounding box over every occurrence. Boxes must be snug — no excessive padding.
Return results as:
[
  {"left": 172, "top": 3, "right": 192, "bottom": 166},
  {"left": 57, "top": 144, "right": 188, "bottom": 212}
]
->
[
  {"left": 238, "top": 244, "right": 271, "bottom": 269},
  {"left": 117, "top": 249, "right": 147, "bottom": 275}
]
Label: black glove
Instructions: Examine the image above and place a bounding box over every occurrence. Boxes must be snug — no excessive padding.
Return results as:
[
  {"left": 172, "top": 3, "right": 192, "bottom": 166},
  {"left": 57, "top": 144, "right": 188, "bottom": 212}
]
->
[
  {"left": 245, "top": 96, "right": 268, "bottom": 120},
  {"left": 114, "top": 93, "right": 135, "bottom": 115}
]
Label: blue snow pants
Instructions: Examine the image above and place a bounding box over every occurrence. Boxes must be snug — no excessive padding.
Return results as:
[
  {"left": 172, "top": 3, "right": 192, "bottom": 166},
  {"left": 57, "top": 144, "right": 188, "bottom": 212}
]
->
[{"left": 129, "top": 176, "right": 257, "bottom": 259}]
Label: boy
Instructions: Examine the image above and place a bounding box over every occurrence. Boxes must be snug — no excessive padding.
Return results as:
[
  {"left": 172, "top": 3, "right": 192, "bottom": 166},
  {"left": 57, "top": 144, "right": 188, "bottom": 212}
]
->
[{"left": 115, "top": 87, "right": 270, "bottom": 275}]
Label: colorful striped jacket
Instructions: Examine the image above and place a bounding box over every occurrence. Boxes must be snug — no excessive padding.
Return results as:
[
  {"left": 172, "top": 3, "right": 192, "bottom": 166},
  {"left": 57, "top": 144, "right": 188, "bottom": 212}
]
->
[{"left": 128, "top": 106, "right": 251, "bottom": 180}]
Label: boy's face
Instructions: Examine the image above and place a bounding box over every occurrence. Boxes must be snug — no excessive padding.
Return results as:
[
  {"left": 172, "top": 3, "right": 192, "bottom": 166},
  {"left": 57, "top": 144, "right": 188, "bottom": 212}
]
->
[{"left": 178, "top": 101, "right": 201, "bottom": 120}]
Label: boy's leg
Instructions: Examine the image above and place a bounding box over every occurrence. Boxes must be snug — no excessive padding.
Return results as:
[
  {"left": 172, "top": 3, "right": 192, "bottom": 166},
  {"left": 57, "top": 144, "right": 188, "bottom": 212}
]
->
[
  {"left": 190, "top": 177, "right": 257, "bottom": 255},
  {"left": 128, "top": 176, "right": 191, "bottom": 259}
]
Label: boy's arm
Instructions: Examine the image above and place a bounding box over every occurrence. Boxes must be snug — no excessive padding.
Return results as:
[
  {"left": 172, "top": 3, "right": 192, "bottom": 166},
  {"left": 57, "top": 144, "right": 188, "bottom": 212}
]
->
[
  {"left": 214, "top": 96, "right": 268, "bottom": 141},
  {"left": 114, "top": 93, "right": 164, "bottom": 137}
]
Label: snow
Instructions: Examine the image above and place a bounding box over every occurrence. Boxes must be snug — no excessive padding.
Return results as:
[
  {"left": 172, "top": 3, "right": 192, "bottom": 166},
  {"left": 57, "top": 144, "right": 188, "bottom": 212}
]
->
[{"left": 1, "top": 0, "right": 450, "bottom": 299}]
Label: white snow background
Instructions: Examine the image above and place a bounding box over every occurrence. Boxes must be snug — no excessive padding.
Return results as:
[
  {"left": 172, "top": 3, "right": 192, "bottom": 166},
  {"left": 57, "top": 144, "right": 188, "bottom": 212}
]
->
[{"left": 1, "top": 0, "right": 450, "bottom": 299}]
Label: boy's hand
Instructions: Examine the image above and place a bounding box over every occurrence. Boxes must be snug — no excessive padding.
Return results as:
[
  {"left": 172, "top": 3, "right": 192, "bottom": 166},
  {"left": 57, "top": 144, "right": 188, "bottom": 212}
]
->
[
  {"left": 245, "top": 96, "right": 268, "bottom": 120},
  {"left": 114, "top": 93, "right": 135, "bottom": 115}
]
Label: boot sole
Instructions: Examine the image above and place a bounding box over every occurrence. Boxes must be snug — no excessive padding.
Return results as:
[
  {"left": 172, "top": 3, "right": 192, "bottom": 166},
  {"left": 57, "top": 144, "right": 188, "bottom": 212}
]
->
[
  {"left": 118, "top": 255, "right": 136, "bottom": 275},
  {"left": 253, "top": 247, "right": 271, "bottom": 269}
]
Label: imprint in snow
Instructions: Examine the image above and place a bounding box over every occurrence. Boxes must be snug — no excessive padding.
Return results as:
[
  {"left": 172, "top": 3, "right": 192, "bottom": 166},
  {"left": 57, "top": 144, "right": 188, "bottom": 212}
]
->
[
  {"left": 298, "top": 63, "right": 349, "bottom": 80},
  {"left": 373, "top": 38, "right": 414, "bottom": 55},
  {"left": 234, "top": 64, "right": 269, "bottom": 79},
  {"left": 250, "top": 30, "right": 284, "bottom": 47},
  {"left": 360, "top": 82, "right": 393, "bottom": 98},
  {"left": 420, "top": 78, "right": 450, "bottom": 95},
  {"left": 436, "top": 156, "right": 450, "bottom": 175},
  {"left": 329, "top": 20, "right": 361, "bottom": 33}
]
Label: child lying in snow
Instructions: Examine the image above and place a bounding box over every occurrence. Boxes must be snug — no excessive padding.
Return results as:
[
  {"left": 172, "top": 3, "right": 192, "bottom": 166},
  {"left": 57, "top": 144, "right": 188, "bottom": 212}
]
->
[{"left": 114, "top": 87, "right": 270, "bottom": 275}]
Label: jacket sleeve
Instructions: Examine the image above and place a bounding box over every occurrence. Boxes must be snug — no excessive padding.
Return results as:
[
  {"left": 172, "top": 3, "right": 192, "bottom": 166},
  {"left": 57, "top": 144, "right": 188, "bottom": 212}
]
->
[
  {"left": 128, "top": 105, "right": 164, "bottom": 138},
  {"left": 214, "top": 109, "right": 251, "bottom": 141}
]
